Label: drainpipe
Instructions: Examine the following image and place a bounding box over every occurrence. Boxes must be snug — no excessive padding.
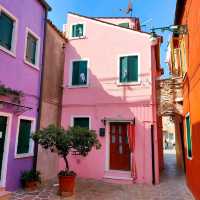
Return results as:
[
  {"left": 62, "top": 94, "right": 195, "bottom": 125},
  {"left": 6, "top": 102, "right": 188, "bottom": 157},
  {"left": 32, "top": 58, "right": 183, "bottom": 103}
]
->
[{"left": 33, "top": 9, "right": 48, "bottom": 171}]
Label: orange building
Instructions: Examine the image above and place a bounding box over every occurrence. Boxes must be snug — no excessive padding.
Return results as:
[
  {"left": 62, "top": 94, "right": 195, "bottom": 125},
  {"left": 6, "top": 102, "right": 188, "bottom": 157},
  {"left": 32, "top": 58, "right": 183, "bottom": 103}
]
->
[{"left": 170, "top": 0, "right": 200, "bottom": 199}]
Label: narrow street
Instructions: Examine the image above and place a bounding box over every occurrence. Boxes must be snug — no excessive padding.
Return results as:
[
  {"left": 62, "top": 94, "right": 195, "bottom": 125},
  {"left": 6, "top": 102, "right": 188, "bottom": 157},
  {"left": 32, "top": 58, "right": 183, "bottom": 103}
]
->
[{"left": 11, "top": 151, "right": 193, "bottom": 200}]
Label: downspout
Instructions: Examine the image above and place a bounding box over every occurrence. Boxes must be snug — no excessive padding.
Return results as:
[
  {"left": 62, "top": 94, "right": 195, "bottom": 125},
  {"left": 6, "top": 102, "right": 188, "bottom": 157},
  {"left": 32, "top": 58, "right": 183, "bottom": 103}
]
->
[{"left": 33, "top": 9, "right": 48, "bottom": 171}]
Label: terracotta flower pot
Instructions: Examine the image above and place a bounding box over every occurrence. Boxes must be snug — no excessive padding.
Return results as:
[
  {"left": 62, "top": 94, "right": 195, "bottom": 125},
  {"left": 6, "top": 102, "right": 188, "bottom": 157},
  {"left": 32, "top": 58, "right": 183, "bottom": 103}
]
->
[
  {"left": 25, "top": 181, "right": 38, "bottom": 191},
  {"left": 58, "top": 175, "right": 76, "bottom": 197}
]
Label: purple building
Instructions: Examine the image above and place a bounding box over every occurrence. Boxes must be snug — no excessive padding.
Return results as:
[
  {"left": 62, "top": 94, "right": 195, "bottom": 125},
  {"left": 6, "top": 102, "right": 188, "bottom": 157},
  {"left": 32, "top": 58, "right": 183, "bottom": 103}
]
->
[{"left": 0, "top": 0, "right": 51, "bottom": 190}]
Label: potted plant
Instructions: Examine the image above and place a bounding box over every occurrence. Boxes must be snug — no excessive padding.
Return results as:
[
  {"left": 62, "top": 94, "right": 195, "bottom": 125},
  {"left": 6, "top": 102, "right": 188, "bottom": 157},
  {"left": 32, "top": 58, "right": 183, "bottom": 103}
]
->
[
  {"left": 32, "top": 125, "right": 101, "bottom": 197},
  {"left": 20, "top": 170, "right": 41, "bottom": 191}
]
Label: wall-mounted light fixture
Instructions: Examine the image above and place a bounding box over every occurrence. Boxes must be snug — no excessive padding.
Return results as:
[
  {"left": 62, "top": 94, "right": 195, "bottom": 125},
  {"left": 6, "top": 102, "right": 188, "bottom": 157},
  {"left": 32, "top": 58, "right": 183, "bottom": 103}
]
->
[{"left": 150, "top": 24, "right": 188, "bottom": 43}]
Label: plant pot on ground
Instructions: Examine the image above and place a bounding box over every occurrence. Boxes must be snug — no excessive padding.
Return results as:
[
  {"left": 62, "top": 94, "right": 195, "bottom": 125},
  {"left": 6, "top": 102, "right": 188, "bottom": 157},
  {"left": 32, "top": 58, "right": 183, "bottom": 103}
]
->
[
  {"left": 20, "top": 170, "right": 41, "bottom": 191},
  {"left": 32, "top": 125, "right": 101, "bottom": 197}
]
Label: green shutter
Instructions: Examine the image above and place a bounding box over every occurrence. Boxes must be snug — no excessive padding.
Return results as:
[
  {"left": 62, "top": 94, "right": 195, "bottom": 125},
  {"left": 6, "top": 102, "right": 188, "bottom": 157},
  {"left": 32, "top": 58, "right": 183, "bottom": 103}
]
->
[
  {"left": 128, "top": 56, "right": 138, "bottom": 82},
  {"left": 74, "top": 118, "right": 89, "bottom": 129},
  {"left": 26, "top": 33, "right": 37, "bottom": 65},
  {"left": 17, "top": 120, "right": 32, "bottom": 154},
  {"left": 186, "top": 115, "right": 192, "bottom": 158},
  {"left": 0, "top": 12, "right": 14, "bottom": 50},
  {"left": 72, "top": 61, "right": 87, "bottom": 86},
  {"left": 118, "top": 23, "right": 129, "bottom": 28},
  {"left": 120, "top": 57, "right": 128, "bottom": 83},
  {"left": 72, "top": 24, "right": 83, "bottom": 37}
]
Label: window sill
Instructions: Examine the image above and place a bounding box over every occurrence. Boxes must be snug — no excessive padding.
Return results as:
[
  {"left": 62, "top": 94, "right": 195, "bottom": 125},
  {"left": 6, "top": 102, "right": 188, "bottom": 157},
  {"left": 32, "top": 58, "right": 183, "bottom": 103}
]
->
[
  {"left": 0, "top": 46, "right": 16, "bottom": 58},
  {"left": 69, "top": 36, "right": 87, "bottom": 40},
  {"left": 187, "top": 156, "right": 192, "bottom": 161},
  {"left": 116, "top": 81, "right": 141, "bottom": 86},
  {"left": 24, "top": 59, "right": 40, "bottom": 71},
  {"left": 15, "top": 153, "right": 34, "bottom": 159},
  {"left": 68, "top": 85, "right": 89, "bottom": 89}
]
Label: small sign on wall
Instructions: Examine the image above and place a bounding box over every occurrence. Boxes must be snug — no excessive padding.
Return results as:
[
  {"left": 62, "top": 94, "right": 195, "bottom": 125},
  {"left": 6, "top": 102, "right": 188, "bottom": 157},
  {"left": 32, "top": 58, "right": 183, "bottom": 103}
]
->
[{"left": 99, "top": 128, "right": 105, "bottom": 137}]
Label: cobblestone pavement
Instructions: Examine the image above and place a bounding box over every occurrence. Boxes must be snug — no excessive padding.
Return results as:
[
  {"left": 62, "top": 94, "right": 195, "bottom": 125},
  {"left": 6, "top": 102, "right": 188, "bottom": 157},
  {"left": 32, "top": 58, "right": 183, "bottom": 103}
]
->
[{"left": 11, "top": 152, "right": 194, "bottom": 200}]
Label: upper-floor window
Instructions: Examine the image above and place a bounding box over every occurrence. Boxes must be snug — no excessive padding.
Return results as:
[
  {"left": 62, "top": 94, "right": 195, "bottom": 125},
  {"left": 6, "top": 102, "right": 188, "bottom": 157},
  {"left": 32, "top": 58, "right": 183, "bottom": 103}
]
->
[
  {"left": 0, "top": 5, "right": 17, "bottom": 56},
  {"left": 71, "top": 23, "right": 85, "bottom": 38},
  {"left": 119, "top": 55, "right": 139, "bottom": 84},
  {"left": 24, "top": 28, "right": 40, "bottom": 69},
  {"left": 70, "top": 60, "right": 88, "bottom": 87}
]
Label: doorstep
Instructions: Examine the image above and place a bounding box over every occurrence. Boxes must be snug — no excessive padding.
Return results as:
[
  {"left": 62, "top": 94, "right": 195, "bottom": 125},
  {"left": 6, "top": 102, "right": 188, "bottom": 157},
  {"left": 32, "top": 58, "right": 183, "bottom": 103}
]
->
[{"left": 103, "top": 170, "right": 133, "bottom": 184}]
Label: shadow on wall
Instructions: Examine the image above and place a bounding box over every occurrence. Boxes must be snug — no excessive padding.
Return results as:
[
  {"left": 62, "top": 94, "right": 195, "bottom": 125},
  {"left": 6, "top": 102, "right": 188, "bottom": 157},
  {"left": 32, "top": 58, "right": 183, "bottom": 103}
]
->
[{"left": 60, "top": 43, "right": 155, "bottom": 184}]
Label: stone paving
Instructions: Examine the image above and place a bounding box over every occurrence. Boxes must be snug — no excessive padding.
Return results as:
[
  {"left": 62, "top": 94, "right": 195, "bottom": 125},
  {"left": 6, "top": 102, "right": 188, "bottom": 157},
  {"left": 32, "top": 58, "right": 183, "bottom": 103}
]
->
[{"left": 11, "top": 152, "right": 194, "bottom": 200}]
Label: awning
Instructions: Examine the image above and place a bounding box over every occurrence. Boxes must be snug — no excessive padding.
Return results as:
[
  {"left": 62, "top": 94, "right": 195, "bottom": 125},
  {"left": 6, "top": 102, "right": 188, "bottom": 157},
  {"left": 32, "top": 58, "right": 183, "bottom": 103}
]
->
[{"left": 101, "top": 117, "right": 135, "bottom": 125}]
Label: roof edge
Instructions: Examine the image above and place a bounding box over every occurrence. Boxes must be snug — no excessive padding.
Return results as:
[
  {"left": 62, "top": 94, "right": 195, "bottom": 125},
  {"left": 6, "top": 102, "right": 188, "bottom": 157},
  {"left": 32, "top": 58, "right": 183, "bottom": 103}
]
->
[
  {"left": 38, "top": 0, "right": 52, "bottom": 11},
  {"left": 174, "top": 0, "right": 186, "bottom": 24},
  {"left": 68, "top": 12, "right": 151, "bottom": 36}
]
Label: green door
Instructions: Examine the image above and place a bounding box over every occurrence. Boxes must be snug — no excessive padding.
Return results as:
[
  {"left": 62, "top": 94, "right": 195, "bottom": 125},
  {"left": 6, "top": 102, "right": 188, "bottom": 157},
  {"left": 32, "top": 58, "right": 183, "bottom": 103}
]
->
[{"left": 0, "top": 116, "right": 7, "bottom": 180}]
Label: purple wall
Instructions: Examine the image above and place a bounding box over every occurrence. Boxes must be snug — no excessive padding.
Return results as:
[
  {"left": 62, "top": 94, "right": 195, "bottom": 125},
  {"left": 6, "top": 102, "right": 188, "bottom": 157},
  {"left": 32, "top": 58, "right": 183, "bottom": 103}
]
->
[{"left": 0, "top": 0, "right": 46, "bottom": 190}]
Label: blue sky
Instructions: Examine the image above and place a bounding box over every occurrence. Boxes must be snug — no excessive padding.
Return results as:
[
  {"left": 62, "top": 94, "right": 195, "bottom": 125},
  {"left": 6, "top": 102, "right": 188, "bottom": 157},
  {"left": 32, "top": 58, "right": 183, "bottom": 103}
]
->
[{"left": 46, "top": 0, "right": 176, "bottom": 77}]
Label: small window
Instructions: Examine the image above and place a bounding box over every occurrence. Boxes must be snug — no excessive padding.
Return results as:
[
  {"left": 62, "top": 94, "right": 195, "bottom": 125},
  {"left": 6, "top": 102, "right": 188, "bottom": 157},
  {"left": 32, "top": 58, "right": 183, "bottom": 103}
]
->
[
  {"left": 72, "top": 24, "right": 84, "bottom": 38},
  {"left": 71, "top": 60, "right": 88, "bottom": 86},
  {"left": 119, "top": 55, "right": 138, "bottom": 83},
  {"left": 0, "top": 9, "right": 16, "bottom": 52},
  {"left": 16, "top": 119, "right": 33, "bottom": 155},
  {"left": 118, "top": 23, "right": 129, "bottom": 28},
  {"left": 73, "top": 117, "right": 90, "bottom": 129},
  {"left": 25, "top": 30, "right": 39, "bottom": 66},
  {"left": 186, "top": 114, "right": 192, "bottom": 159}
]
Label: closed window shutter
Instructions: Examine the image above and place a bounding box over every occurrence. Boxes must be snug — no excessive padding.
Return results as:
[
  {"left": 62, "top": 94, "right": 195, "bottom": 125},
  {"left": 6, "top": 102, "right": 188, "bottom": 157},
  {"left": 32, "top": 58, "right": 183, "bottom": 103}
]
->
[
  {"left": 72, "top": 61, "right": 80, "bottom": 85},
  {"left": 26, "top": 33, "right": 37, "bottom": 65},
  {"left": 120, "top": 57, "right": 128, "bottom": 83},
  {"left": 17, "top": 120, "right": 32, "bottom": 154},
  {"left": 186, "top": 115, "right": 192, "bottom": 158},
  {"left": 74, "top": 118, "right": 89, "bottom": 129},
  {"left": 72, "top": 25, "right": 76, "bottom": 37},
  {"left": 0, "top": 12, "right": 14, "bottom": 50},
  {"left": 128, "top": 56, "right": 138, "bottom": 82}
]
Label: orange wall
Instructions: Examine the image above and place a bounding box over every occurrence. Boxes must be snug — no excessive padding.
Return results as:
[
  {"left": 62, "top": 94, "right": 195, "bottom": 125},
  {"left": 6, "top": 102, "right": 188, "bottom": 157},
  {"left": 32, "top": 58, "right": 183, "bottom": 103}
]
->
[{"left": 179, "top": 0, "right": 200, "bottom": 199}]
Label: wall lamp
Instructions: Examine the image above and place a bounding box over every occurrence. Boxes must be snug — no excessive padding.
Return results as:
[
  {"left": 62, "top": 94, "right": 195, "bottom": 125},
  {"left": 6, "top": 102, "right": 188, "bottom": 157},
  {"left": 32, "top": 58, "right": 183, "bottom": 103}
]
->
[{"left": 150, "top": 24, "right": 188, "bottom": 43}]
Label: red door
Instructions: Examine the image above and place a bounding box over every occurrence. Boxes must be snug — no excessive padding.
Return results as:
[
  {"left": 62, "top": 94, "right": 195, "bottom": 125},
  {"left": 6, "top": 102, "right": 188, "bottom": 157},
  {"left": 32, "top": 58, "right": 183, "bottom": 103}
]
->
[{"left": 110, "top": 123, "right": 131, "bottom": 171}]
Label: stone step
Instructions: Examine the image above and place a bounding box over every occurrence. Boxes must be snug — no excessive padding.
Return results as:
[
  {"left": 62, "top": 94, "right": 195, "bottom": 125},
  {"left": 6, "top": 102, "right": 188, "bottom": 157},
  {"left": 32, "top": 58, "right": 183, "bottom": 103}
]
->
[{"left": 0, "top": 191, "right": 12, "bottom": 200}]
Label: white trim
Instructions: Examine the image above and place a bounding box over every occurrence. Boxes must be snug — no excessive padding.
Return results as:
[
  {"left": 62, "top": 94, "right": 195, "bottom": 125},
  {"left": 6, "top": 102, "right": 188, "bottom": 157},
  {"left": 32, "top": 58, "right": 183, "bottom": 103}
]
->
[
  {"left": 69, "top": 22, "right": 86, "bottom": 40},
  {"left": 105, "top": 121, "right": 132, "bottom": 173},
  {"left": 0, "top": 112, "right": 12, "bottom": 187},
  {"left": 24, "top": 27, "right": 41, "bottom": 70},
  {"left": 15, "top": 116, "right": 36, "bottom": 159},
  {"left": 185, "top": 112, "right": 192, "bottom": 160},
  {"left": 70, "top": 115, "right": 91, "bottom": 130},
  {"left": 117, "top": 53, "right": 141, "bottom": 86},
  {"left": 68, "top": 58, "right": 90, "bottom": 88},
  {"left": 0, "top": 4, "right": 18, "bottom": 57}
]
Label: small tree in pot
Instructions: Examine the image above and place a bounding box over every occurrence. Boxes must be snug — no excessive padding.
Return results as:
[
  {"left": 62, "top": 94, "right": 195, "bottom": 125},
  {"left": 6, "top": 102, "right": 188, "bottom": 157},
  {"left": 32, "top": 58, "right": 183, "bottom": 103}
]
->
[{"left": 32, "top": 125, "right": 101, "bottom": 196}]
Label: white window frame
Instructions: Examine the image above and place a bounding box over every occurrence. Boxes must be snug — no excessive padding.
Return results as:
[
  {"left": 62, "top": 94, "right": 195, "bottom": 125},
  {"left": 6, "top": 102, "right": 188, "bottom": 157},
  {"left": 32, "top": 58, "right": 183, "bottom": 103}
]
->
[
  {"left": 69, "top": 22, "right": 86, "bottom": 40},
  {"left": 70, "top": 115, "right": 91, "bottom": 130},
  {"left": 68, "top": 58, "right": 90, "bottom": 88},
  {"left": 185, "top": 112, "right": 192, "bottom": 160},
  {"left": 15, "top": 116, "right": 36, "bottom": 159},
  {"left": 0, "top": 4, "right": 18, "bottom": 57},
  {"left": 24, "top": 27, "right": 40, "bottom": 70},
  {"left": 117, "top": 53, "right": 141, "bottom": 86}
]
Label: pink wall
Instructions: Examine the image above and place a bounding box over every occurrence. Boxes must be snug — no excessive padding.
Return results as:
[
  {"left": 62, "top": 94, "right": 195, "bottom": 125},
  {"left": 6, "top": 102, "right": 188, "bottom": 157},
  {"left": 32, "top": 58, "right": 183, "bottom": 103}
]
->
[{"left": 61, "top": 13, "right": 160, "bottom": 184}]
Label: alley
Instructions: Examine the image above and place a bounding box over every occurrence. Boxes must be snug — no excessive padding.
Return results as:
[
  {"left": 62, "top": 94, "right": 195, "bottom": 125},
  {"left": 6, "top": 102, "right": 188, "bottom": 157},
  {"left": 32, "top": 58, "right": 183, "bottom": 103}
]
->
[{"left": 11, "top": 151, "right": 193, "bottom": 200}]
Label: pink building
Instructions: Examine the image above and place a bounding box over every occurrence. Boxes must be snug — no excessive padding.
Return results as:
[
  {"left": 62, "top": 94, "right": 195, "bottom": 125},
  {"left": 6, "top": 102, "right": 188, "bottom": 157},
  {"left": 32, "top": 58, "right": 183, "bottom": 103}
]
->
[{"left": 61, "top": 12, "right": 163, "bottom": 184}]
